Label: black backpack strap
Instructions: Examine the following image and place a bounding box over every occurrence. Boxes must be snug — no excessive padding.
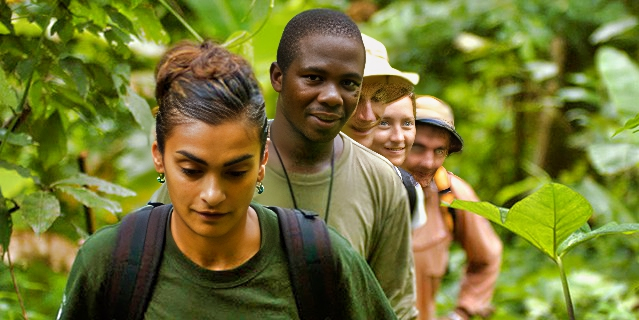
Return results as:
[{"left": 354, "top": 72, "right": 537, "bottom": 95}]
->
[
  {"left": 268, "top": 206, "right": 339, "bottom": 320},
  {"left": 398, "top": 167, "right": 417, "bottom": 217},
  {"left": 108, "top": 203, "right": 172, "bottom": 320}
]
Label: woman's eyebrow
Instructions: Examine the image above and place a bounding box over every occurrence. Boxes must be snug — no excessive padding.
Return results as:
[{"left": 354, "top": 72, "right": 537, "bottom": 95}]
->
[
  {"left": 176, "top": 150, "right": 207, "bottom": 165},
  {"left": 223, "top": 154, "right": 254, "bottom": 167},
  {"left": 176, "top": 151, "right": 254, "bottom": 167}
]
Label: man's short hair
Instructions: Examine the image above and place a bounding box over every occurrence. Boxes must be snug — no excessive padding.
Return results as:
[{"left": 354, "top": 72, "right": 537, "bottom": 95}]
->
[{"left": 277, "top": 8, "right": 363, "bottom": 74}]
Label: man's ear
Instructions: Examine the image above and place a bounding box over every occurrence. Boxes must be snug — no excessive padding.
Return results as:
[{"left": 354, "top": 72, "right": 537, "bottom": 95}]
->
[
  {"left": 270, "top": 62, "right": 283, "bottom": 93},
  {"left": 151, "top": 141, "right": 165, "bottom": 173}
]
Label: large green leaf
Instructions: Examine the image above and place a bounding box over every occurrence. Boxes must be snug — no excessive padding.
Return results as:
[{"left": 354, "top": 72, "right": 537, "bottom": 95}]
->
[
  {"left": 0, "top": 187, "right": 12, "bottom": 259},
  {"left": 37, "top": 111, "right": 67, "bottom": 170},
  {"left": 587, "top": 143, "right": 639, "bottom": 175},
  {"left": 451, "top": 183, "right": 593, "bottom": 259},
  {"left": 55, "top": 185, "right": 122, "bottom": 214},
  {"left": 596, "top": 47, "right": 639, "bottom": 117},
  {"left": 21, "top": 191, "right": 61, "bottom": 234},
  {"left": 558, "top": 222, "right": 639, "bottom": 256},
  {"left": 52, "top": 173, "right": 136, "bottom": 197},
  {"left": 123, "top": 86, "right": 153, "bottom": 134}
]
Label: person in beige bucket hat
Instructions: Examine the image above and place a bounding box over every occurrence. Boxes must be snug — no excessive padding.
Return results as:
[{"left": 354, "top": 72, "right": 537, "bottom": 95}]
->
[
  {"left": 403, "top": 95, "right": 503, "bottom": 320},
  {"left": 342, "top": 34, "right": 427, "bottom": 235},
  {"left": 343, "top": 33, "right": 419, "bottom": 147}
]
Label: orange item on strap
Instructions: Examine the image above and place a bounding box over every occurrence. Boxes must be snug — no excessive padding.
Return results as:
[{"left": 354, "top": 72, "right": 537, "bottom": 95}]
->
[{"left": 434, "top": 166, "right": 455, "bottom": 233}]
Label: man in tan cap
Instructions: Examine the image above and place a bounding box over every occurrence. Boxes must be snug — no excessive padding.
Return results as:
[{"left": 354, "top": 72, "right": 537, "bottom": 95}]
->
[{"left": 402, "top": 95, "right": 503, "bottom": 320}]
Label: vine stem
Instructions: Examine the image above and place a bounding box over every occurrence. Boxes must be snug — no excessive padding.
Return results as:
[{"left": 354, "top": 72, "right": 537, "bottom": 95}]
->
[
  {"left": 7, "top": 250, "right": 28, "bottom": 320},
  {"left": 158, "top": 0, "right": 203, "bottom": 42},
  {"left": 556, "top": 256, "right": 575, "bottom": 320}
]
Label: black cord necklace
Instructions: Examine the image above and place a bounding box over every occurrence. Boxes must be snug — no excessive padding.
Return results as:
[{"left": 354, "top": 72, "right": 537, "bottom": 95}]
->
[{"left": 270, "top": 138, "right": 335, "bottom": 223}]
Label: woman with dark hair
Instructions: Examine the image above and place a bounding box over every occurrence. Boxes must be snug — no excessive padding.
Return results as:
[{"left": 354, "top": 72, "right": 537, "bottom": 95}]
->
[{"left": 57, "top": 40, "right": 395, "bottom": 319}]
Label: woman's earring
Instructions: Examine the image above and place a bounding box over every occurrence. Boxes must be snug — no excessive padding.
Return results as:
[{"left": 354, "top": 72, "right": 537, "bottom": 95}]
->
[
  {"left": 157, "top": 173, "right": 165, "bottom": 184},
  {"left": 256, "top": 181, "right": 264, "bottom": 194}
]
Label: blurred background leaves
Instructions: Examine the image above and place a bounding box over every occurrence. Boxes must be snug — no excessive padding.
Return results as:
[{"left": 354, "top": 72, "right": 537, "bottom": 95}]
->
[{"left": 1, "top": 0, "right": 638, "bottom": 318}]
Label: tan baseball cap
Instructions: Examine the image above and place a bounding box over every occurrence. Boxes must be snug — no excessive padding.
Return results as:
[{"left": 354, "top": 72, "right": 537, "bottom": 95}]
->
[
  {"left": 415, "top": 95, "right": 463, "bottom": 153},
  {"left": 362, "top": 33, "right": 420, "bottom": 85}
]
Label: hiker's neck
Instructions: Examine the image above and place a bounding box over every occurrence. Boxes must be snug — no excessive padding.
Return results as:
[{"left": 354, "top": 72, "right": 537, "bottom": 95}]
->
[
  {"left": 270, "top": 117, "right": 342, "bottom": 173},
  {"left": 170, "top": 206, "right": 261, "bottom": 271}
]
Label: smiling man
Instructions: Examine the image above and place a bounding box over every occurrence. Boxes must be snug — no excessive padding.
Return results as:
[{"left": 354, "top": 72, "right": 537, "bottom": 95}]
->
[{"left": 255, "top": 8, "right": 417, "bottom": 319}]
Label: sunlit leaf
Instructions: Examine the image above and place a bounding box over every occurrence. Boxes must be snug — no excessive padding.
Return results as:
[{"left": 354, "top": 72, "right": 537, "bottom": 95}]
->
[
  {"left": 587, "top": 143, "right": 639, "bottom": 175},
  {"left": 0, "top": 187, "right": 12, "bottom": 259},
  {"left": 558, "top": 222, "right": 639, "bottom": 256},
  {"left": 21, "top": 191, "right": 60, "bottom": 234},
  {"left": 448, "top": 199, "right": 505, "bottom": 222},
  {"left": 0, "top": 67, "right": 18, "bottom": 108},
  {"left": 596, "top": 47, "right": 639, "bottom": 117},
  {"left": 123, "top": 87, "right": 153, "bottom": 134},
  {"left": 0, "top": 21, "right": 10, "bottom": 34},
  {"left": 55, "top": 185, "right": 122, "bottom": 214},
  {"left": 590, "top": 17, "right": 638, "bottom": 44},
  {"left": 0, "top": 129, "right": 33, "bottom": 146},
  {"left": 69, "top": 1, "right": 108, "bottom": 29},
  {"left": 451, "top": 183, "right": 593, "bottom": 260},
  {"left": 52, "top": 173, "right": 136, "bottom": 197},
  {"left": 0, "top": 160, "right": 40, "bottom": 184},
  {"left": 131, "top": 5, "right": 170, "bottom": 43},
  {"left": 37, "top": 111, "right": 67, "bottom": 170}
]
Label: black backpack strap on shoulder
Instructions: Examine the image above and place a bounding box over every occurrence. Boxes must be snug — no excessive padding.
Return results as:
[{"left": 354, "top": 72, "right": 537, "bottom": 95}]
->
[
  {"left": 398, "top": 167, "right": 417, "bottom": 216},
  {"left": 268, "top": 206, "right": 339, "bottom": 320},
  {"left": 107, "top": 203, "right": 172, "bottom": 320}
]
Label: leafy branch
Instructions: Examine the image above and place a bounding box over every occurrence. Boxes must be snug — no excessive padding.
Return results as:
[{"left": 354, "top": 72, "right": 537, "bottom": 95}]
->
[{"left": 450, "top": 183, "right": 639, "bottom": 319}]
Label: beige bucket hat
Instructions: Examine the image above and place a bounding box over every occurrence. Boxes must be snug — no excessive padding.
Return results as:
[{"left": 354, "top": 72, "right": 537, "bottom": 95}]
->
[{"left": 362, "top": 33, "right": 420, "bottom": 85}]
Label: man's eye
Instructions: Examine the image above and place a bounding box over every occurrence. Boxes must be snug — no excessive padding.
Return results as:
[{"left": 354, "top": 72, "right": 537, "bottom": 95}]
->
[
  {"left": 342, "top": 80, "right": 360, "bottom": 89},
  {"left": 305, "top": 75, "right": 322, "bottom": 81},
  {"left": 403, "top": 120, "right": 414, "bottom": 127},
  {"left": 435, "top": 149, "right": 447, "bottom": 156},
  {"left": 378, "top": 120, "right": 389, "bottom": 126}
]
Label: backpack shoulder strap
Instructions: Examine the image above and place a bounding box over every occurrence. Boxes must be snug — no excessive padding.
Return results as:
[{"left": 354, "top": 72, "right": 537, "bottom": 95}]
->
[
  {"left": 398, "top": 167, "right": 417, "bottom": 216},
  {"left": 268, "top": 206, "right": 339, "bottom": 320},
  {"left": 108, "top": 203, "right": 172, "bottom": 320}
]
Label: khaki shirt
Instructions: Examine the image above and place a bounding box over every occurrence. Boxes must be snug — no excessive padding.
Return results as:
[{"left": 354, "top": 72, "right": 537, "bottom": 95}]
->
[{"left": 412, "top": 173, "right": 502, "bottom": 319}]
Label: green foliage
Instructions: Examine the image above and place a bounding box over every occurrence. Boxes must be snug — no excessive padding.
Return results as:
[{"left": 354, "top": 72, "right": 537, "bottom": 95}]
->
[
  {"left": 451, "top": 183, "right": 639, "bottom": 317},
  {"left": 20, "top": 191, "right": 59, "bottom": 235},
  {"left": 1, "top": 0, "right": 638, "bottom": 318}
]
